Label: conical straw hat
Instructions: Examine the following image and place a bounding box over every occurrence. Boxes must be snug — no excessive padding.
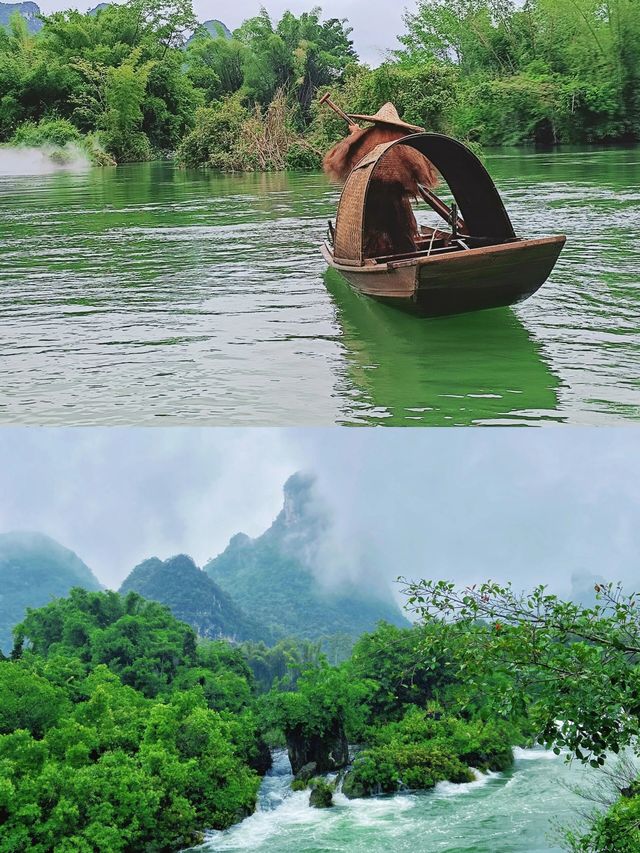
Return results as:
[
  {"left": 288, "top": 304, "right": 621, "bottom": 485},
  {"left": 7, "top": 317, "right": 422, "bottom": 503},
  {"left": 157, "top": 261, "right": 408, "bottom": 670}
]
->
[{"left": 348, "top": 102, "right": 424, "bottom": 133}]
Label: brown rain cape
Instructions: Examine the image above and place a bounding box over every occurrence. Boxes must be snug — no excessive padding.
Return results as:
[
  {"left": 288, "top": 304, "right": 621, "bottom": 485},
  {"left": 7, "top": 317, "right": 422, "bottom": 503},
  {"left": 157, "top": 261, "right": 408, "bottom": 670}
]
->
[{"left": 323, "top": 123, "right": 438, "bottom": 257}]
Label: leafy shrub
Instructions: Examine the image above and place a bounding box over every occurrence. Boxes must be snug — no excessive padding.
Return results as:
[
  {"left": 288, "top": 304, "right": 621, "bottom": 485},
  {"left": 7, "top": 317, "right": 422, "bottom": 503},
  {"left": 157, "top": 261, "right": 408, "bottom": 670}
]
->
[
  {"left": 7, "top": 118, "right": 116, "bottom": 165},
  {"left": 285, "top": 142, "right": 321, "bottom": 170},
  {"left": 342, "top": 706, "right": 523, "bottom": 798},
  {"left": 563, "top": 786, "right": 640, "bottom": 852},
  {"left": 177, "top": 91, "right": 316, "bottom": 172},
  {"left": 10, "top": 118, "right": 82, "bottom": 148},
  {"left": 176, "top": 96, "right": 255, "bottom": 170},
  {"left": 100, "top": 52, "right": 154, "bottom": 162},
  {"left": 343, "top": 741, "right": 473, "bottom": 797},
  {"left": 377, "top": 707, "right": 518, "bottom": 769}
]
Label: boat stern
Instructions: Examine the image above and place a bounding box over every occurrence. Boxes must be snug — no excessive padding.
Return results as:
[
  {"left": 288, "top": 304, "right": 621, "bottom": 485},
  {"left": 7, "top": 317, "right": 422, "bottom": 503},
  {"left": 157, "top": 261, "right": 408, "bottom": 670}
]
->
[{"left": 413, "top": 235, "right": 566, "bottom": 316}]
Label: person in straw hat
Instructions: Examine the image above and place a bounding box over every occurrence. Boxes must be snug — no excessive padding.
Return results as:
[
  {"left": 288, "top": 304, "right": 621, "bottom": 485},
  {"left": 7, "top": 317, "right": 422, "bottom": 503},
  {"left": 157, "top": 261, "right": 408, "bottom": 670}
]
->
[{"left": 323, "top": 102, "right": 438, "bottom": 258}]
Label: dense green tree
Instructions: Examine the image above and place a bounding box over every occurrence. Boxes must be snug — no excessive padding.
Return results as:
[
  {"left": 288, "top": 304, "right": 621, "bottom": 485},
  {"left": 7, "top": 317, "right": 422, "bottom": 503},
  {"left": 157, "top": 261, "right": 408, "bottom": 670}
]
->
[
  {"left": 175, "top": 640, "right": 255, "bottom": 713},
  {"left": 100, "top": 49, "right": 154, "bottom": 160},
  {"left": 0, "top": 592, "right": 264, "bottom": 851},
  {"left": 401, "top": 579, "right": 640, "bottom": 763},
  {"left": 260, "top": 662, "right": 373, "bottom": 773},
  {"left": 261, "top": 663, "right": 372, "bottom": 739},
  {"left": 185, "top": 26, "right": 246, "bottom": 102},
  {"left": 347, "top": 622, "right": 457, "bottom": 724},
  {"left": 230, "top": 8, "right": 355, "bottom": 119},
  {"left": 274, "top": 9, "right": 356, "bottom": 119},
  {"left": 13, "top": 588, "right": 198, "bottom": 696},
  {"left": 241, "top": 637, "right": 325, "bottom": 692},
  {"left": 0, "top": 662, "right": 69, "bottom": 736}
]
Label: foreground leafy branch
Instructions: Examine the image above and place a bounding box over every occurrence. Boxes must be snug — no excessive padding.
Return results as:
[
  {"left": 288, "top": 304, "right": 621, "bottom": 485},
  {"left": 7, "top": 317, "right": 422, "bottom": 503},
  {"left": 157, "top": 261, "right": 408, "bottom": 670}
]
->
[{"left": 400, "top": 578, "right": 640, "bottom": 765}]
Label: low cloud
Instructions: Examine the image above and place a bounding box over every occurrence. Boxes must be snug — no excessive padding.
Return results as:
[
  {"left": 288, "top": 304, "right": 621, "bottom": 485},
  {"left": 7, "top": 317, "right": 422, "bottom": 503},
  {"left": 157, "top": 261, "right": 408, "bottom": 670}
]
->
[{"left": 1, "top": 428, "right": 638, "bottom": 602}]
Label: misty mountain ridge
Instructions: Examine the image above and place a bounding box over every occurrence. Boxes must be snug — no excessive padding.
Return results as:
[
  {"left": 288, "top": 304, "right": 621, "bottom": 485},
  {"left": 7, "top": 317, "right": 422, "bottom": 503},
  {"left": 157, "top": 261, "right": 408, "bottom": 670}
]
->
[
  {"left": 0, "top": 2, "right": 230, "bottom": 38},
  {"left": 119, "top": 553, "right": 271, "bottom": 643},
  {"left": 186, "top": 19, "right": 231, "bottom": 44},
  {"left": 0, "top": 1, "right": 42, "bottom": 31},
  {"left": 205, "top": 472, "right": 410, "bottom": 641},
  {"left": 0, "top": 531, "right": 102, "bottom": 653}
]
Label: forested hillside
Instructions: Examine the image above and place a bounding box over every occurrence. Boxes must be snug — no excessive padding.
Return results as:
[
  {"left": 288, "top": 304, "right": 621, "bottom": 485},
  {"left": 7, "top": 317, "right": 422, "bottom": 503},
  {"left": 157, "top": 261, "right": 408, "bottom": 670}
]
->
[
  {"left": 0, "top": 474, "right": 407, "bottom": 657},
  {"left": 1, "top": 0, "right": 637, "bottom": 169},
  {"left": 0, "top": 589, "right": 531, "bottom": 850},
  {"left": 3, "top": 579, "right": 640, "bottom": 850},
  {"left": 120, "top": 553, "right": 273, "bottom": 643},
  {"left": 0, "top": 531, "right": 101, "bottom": 653}
]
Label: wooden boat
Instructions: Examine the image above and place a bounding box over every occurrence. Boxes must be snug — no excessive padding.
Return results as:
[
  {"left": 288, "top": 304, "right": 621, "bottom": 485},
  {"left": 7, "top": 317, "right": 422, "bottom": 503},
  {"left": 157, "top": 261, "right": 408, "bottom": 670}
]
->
[{"left": 322, "top": 132, "right": 566, "bottom": 317}]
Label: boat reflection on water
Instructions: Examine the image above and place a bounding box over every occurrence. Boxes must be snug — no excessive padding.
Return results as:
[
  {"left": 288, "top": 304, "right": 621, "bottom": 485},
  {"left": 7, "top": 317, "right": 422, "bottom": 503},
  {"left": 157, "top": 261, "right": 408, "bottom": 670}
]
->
[{"left": 325, "top": 269, "right": 563, "bottom": 426}]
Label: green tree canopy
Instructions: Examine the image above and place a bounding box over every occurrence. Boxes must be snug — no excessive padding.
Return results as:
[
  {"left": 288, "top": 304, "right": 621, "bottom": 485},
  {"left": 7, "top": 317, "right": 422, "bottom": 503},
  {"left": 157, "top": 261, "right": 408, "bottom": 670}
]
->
[{"left": 401, "top": 578, "right": 640, "bottom": 765}]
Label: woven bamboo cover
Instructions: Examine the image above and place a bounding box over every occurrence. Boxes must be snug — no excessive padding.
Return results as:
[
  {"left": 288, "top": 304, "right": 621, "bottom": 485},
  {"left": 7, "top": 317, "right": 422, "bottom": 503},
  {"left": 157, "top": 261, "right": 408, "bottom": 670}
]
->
[
  {"left": 331, "top": 132, "right": 515, "bottom": 265},
  {"left": 333, "top": 141, "right": 398, "bottom": 265}
]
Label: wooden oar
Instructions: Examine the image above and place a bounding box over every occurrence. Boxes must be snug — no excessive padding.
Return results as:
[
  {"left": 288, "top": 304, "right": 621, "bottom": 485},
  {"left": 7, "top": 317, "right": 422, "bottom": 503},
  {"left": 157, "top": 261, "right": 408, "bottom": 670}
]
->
[
  {"left": 319, "top": 91, "right": 466, "bottom": 235},
  {"left": 319, "top": 92, "right": 359, "bottom": 129}
]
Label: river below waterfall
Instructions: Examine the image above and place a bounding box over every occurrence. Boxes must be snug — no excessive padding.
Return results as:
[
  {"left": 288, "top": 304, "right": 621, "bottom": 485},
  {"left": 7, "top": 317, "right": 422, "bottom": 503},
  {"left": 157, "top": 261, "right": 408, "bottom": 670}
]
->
[{"left": 194, "top": 748, "right": 597, "bottom": 853}]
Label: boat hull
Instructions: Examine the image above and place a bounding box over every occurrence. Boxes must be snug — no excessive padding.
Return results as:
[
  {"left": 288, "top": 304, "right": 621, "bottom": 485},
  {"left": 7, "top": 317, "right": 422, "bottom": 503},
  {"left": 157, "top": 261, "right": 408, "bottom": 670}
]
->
[{"left": 322, "top": 235, "right": 566, "bottom": 317}]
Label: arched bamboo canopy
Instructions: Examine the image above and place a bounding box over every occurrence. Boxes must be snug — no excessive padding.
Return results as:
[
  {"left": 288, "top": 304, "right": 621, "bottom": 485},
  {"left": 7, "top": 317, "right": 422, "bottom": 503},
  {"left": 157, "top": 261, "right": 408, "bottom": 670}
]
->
[{"left": 333, "top": 133, "right": 516, "bottom": 266}]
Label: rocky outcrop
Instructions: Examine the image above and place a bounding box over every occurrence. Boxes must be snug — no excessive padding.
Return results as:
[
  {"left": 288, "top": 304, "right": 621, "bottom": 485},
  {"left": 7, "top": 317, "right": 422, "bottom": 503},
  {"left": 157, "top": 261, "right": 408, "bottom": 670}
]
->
[
  {"left": 0, "top": 2, "right": 43, "bottom": 32},
  {"left": 249, "top": 739, "right": 273, "bottom": 776},
  {"left": 286, "top": 720, "right": 349, "bottom": 775},
  {"left": 205, "top": 472, "right": 409, "bottom": 643},
  {"left": 342, "top": 770, "right": 367, "bottom": 800},
  {"left": 294, "top": 762, "right": 317, "bottom": 783},
  {"left": 309, "top": 781, "right": 333, "bottom": 808}
]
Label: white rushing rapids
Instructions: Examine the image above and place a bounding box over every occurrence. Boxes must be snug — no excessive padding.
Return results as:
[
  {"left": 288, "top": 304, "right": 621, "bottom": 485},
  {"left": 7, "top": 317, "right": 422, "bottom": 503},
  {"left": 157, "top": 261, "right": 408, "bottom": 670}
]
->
[{"left": 194, "top": 746, "right": 598, "bottom": 853}]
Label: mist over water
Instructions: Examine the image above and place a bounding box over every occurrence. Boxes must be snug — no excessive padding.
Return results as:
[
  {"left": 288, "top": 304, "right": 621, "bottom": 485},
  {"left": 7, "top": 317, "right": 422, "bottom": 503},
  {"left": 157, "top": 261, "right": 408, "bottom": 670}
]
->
[{"left": 0, "top": 145, "right": 91, "bottom": 177}]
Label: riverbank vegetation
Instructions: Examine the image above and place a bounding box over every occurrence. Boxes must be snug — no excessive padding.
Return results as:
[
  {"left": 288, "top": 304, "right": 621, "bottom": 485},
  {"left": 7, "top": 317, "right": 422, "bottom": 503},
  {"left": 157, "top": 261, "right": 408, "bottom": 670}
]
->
[
  {"left": 0, "top": 0, "right": 638, "bottom": 170},
  {"left": 0, "top": 589, "right": 531, "bottom": 849},
  {"left": 0, "top": 590, "right": 268, "bottom": 850},
  {"left": 2, "top": 580, "right": 640, "bottom": 850}
]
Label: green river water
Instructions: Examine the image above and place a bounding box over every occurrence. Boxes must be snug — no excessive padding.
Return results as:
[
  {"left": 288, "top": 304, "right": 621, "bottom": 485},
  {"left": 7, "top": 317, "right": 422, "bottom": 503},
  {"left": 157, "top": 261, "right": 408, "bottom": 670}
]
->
[
  {"left": 193, "top": 748, "right": 598, "bottom": 853},
  {"left": 0, "top": 147, "right": 638, "bottom": 425}
]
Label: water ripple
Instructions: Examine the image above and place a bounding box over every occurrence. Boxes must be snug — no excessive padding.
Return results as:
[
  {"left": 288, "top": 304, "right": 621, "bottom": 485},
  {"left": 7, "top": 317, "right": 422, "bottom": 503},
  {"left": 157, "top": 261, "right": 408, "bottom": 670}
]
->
[{"left": 0, "top": 150, "right": 639, "bottom": 425}]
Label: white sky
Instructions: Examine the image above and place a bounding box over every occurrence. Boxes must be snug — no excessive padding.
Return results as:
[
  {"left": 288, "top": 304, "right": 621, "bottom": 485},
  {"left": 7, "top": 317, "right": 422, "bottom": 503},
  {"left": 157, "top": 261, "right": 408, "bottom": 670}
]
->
[
  {"left": 1, "top": 428, "right": 639, "bottom": 600},
  {"left": 33, "top": 0, "right": 411, "bottom": 64}
]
